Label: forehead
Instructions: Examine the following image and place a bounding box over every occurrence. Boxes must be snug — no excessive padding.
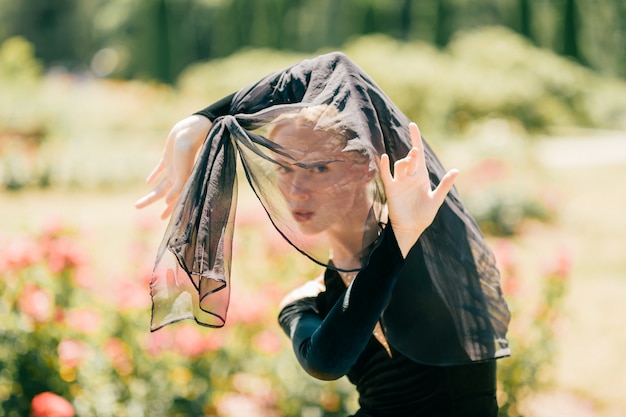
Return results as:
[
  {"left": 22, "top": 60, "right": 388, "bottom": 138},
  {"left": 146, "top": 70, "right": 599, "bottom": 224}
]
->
[{"left": 270, "top": 122, "right": 347, "bottom": 162}]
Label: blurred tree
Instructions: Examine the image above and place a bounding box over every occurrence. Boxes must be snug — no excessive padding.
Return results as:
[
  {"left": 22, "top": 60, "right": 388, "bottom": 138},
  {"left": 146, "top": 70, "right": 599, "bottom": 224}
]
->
[
  {"left": 518, "top": 0, "right": 532, "bottom": 41},
  {"left": 0, "top": 0, "right": 99, "bottom": 71},
  {"left": 0, "top": 0, "right": 624, "bottom": 82},
  {"left": 563, "top": 0, "right": 581, "bottom": 61}
]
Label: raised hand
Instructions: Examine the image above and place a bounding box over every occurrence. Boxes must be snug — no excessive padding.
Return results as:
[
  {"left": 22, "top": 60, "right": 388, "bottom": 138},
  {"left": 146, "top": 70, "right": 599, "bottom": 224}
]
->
[
  {"left": 134, "top": 115, "right": 212, "bottom": 219},
  {"left": 379, "top": 123, "right": 458, "bottom": 257}
]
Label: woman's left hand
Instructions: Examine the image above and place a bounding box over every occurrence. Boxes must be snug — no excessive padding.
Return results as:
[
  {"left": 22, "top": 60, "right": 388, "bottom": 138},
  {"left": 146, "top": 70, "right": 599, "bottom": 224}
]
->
[
  {"left": 134, "top": 115, "right": 212, "bottom": 219},
  {"left": 379, "top": 122, "right": 458, "bottom": 257}
]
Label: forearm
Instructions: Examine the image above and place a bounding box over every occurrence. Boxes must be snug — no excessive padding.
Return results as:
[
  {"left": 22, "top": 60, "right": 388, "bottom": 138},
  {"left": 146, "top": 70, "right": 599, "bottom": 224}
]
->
[{"left": 287, "top": 226, "right": 405, "bottom": 380}]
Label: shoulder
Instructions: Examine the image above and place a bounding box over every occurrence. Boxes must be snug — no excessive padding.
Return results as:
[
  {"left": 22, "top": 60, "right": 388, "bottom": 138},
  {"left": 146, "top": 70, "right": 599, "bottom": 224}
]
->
[{"left": 279, "top": 275, "right": 325, "bottom": 311}]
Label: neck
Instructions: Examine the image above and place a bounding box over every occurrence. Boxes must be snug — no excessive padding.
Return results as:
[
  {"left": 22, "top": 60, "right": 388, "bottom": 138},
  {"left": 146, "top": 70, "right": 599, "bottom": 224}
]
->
[{"left": 328, "top": 202, "right": 379, "bottom": 271}]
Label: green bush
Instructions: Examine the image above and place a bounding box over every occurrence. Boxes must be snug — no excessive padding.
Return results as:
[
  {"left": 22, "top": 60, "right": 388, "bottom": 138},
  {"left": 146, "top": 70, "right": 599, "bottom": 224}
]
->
[
  {"left": 0, "top": 217, "right": 356, "bottom": 417},
  {"left": 178, "top": 27, "right": 626, "bottom": 136},
  {"left": 493, "top": 239, "right": 571, "bottom": 416},
  {"left": 3, "top": 28, "right": 626, "bottom": 190}
]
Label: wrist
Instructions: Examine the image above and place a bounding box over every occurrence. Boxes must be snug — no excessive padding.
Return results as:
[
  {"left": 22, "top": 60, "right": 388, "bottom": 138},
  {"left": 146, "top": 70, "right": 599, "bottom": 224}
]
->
[{"left": 390, "top": 226, "right": 424, "bottom": 258}]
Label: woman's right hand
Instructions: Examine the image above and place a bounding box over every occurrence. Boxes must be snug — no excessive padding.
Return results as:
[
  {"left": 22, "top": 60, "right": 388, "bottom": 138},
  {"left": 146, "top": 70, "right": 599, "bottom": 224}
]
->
[
  {"left": 134, "top": 115, "right": 212, "bottom": 219},
  {"left": 379, "top": 123, "right": 458, "bottom": 257}
]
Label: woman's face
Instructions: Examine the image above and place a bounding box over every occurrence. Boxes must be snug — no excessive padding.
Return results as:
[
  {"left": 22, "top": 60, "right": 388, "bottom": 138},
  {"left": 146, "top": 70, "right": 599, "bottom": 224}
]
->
[{"left": 271, "top": 122, "right": 372, "bottom": 236}]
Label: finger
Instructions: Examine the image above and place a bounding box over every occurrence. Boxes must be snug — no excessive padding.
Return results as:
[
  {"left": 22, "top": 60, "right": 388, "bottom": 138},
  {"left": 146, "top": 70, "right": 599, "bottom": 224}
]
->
[
  {"left": 146, "top": 158, "right": 166, "bottom": 184},
  {"left": 403, "top": 148, "right": 420, "bottom": 177},
  {"left": 379, "top": 153, "right": 393, "bottom": 185},
  {"left": 134, "top": 191, "right": 159, "bottom": 209},
  {"left": 134, "top": 179, "right": 170, "bottom": 208},
  {"left": 161, "top": 202, "right": 176, "bottom": 220},
  {"left": 408, "top": 122, "right": 423, "bottom": 152},
  {"left": 164, "top": 183, "right": 182, "bottom": 205},
  {"left": 431, "top": 169, "right": 459, "bottom": 206}
]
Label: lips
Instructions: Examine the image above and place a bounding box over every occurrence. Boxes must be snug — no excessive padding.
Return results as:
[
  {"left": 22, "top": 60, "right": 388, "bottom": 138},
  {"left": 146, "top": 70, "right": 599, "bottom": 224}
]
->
[{"left": 292, "top": 210, "right": 314, "bottom": 222}]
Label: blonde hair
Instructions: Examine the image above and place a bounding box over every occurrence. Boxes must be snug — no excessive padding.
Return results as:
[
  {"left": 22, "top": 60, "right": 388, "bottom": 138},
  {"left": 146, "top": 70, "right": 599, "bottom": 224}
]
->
[
  {"left": 268, "top": 104, "right": 341, "bottom": 139},
  {"left": 267, "top": 104, "right": 368, "bottom": 164}
]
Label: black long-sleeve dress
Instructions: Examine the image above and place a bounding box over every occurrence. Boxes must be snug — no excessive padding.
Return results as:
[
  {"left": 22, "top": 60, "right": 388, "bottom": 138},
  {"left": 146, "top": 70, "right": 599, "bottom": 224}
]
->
[{"left": 278, "top": 225, "right": 498, "bottom": 417}]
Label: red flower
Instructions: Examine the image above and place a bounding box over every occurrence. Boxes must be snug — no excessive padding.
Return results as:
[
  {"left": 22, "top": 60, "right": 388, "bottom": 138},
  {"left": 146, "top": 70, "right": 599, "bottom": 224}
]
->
[{"left": 30, "top": 392, "right": 74, "bottom": 417}]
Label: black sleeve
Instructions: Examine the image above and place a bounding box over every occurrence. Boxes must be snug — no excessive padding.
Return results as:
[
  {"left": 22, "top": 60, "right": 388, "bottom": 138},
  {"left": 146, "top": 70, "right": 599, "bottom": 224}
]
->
[
  {"left": 193, "top": 92, "right": 236, "bottom": 121},
  {"left": 277, "top": 225, "right": 405, "bottom": 381}
]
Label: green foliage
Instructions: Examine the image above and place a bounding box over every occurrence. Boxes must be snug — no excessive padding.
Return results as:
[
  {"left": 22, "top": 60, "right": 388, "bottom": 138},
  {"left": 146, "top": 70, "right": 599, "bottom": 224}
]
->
[
  {"left": 178, "top": 27, "right": 626, "bottom": 138},
  {"left": 177, "top": 49, "right": 309, "bottom": 101},
  {"left": 0, "top": 37, "right": 51, "bottom": 191},
  {"left": 3, "top": 0, "right": 626, "bottom": 82},
  {"left": 4, "top": 28, "right": 626, "bottom": 194},
  {"left": 341, "top": 28, "right": 626, "bottom": 134},
  {"left": 0, "top": 36, "right": 42, "bottom": 84}
]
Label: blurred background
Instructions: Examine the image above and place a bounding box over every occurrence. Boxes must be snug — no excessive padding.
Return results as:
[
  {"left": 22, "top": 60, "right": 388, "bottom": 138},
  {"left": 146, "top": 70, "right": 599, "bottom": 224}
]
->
[{"left": 1, "top": 1, "right": 625, "bottom": 416}]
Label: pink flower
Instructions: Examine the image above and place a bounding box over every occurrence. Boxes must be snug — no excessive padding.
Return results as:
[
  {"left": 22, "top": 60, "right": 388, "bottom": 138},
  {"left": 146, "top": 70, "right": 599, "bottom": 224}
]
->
[
  {"left": 41, "top": 216, "right": 65, "bottom": 239},
  {"left": 112, "top": 277, "right": 150, "bottom": 311},
  {"left": 104, "top": 338, "right": 133, "bottom": 375},
  {"left": 492, "top": 239, "right": 520, "bottom": 296},
  {"left": 144, "top": 328, "right": 173, "bottom": 357},
  {"left": 30, "top": 392, "right": 74, "bottom": 417},
  {"left": 173, "top": 324, "right": 208, "bottom": 358},
  {"left": 57, "top": 339, "right": 89, "bottom": 369},
  {"left": 70, "top": 265, "right": 95, "bottom": 289},
  {"left": 253, "top": 330, "right": 283, "bottom": 355},
  {"left": 216, "top": 393, "right": 279, "bottom": 417},
  {"left": 465, "top": 158, "right": 509, "bottom": 189},
  {"left": 18, "top": 284, "right": 54, "bottom": 324},
  {"left": 65, "top": 308, "right": 102, "bottom": 335},
  {"left": 546, "top": 245, "right": 573, "bottom": 279},
  {"left": 44, "top": 236, "right": 88, "bottom": 274},
  {"left": 226, "top": 292, "right": 268, "bottom": 325},
  {"left": 1, "top": 236, "right": 43, "bottom": 271},
  {"left": 203, "top": 331, "right": 225, "bottom": 352},
  {"left": 145, "top": 323, "right": 224, "bottom": 358}
]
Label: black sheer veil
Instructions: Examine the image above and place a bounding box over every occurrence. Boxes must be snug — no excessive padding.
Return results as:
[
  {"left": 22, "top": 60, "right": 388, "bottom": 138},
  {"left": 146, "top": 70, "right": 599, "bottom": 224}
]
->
[{"left": 149, "top": 52, "right": 510, "bottom": 364}]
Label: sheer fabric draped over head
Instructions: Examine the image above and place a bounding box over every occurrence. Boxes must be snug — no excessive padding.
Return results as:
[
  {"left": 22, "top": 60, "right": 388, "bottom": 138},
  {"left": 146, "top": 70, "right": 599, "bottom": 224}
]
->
[{"left": 149, "top": 52, "right": 510, "bottom": 365}]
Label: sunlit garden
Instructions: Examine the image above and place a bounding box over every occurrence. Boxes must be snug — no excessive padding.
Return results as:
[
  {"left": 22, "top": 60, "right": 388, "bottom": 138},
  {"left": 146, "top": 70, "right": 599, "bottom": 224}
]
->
[{"left": 2, "top": 26, "right": 626, "bottom": 417}]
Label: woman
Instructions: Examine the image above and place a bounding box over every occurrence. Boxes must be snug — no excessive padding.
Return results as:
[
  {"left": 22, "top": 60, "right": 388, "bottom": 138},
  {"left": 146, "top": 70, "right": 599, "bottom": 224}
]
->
[{"left": 136, "top": 52, "right": 510, "bottom": 416}]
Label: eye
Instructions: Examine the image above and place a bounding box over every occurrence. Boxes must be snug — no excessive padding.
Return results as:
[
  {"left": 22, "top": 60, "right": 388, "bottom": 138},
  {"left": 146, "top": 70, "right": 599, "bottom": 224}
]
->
[
  {"left": 311, "top": 164, "right": 329, "bottom": 174},
  {"left": 276, "top": 164, "right": 293, "bottom": 174}
]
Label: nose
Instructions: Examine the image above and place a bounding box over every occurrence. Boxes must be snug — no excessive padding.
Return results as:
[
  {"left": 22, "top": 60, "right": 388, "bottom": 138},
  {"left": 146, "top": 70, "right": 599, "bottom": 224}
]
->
[{"left": 288, "top": 171, "right": 310, "bottom": 201}]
